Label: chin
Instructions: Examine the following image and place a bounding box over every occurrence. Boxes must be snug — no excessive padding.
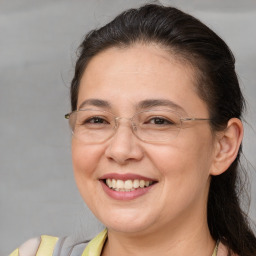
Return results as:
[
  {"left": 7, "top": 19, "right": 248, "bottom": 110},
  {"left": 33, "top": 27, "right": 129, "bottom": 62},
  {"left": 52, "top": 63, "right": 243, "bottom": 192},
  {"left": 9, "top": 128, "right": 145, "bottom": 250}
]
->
[
  {"left": 94, "top": 207, "right": 158, "bottom": 234},
  {"left": 104, "top": 220, "right": 152, "bottom": 234}
]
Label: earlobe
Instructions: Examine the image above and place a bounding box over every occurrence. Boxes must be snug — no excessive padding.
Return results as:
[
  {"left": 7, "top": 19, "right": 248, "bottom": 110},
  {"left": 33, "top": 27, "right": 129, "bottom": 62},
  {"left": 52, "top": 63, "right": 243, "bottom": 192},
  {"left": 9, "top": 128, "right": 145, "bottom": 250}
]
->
[{"left": 210, "top": 118, "right": 243, "bottom": 176}]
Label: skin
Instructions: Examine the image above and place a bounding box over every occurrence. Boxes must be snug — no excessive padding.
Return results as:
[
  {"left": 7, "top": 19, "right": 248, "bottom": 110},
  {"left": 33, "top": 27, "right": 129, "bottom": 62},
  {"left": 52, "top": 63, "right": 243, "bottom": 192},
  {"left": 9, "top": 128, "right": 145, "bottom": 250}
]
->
[{"left": 71, "top": 44, "right": 243, "bottom": 256}]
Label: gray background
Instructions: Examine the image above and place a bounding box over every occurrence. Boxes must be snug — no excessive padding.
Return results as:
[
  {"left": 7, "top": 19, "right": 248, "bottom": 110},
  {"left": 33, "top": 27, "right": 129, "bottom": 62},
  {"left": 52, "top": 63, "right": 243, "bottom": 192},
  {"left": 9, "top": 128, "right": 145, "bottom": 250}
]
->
[{"left": 1, "top": 0, "right": 256, "bottom": 255}]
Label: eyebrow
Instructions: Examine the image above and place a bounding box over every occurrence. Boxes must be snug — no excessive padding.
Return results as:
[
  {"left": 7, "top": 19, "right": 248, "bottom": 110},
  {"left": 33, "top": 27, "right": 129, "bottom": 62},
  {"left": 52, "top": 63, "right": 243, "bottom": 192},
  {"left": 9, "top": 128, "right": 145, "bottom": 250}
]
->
[
  {"left": 78, "top": 98, "right": 187, "bottom": 115},
  {"left": 137, "top": 99, "right": 187, "bottom": 115},
  {"left": 78, "top": 99, "right": 111, "bottom": 110}
]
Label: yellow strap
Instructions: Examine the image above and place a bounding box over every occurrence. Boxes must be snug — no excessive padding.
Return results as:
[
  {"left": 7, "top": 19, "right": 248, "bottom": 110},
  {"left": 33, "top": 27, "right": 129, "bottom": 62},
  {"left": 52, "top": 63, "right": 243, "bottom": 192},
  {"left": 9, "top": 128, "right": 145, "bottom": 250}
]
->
[
  {"left": 9, "top": 248, "right": 19, "bottom": 256},
  {"left": 36, "top": 235, "right": 59, "bottom": 256},
  {"left": 212, "top": 241, "right": 219, "bottom": 256},
  {"left": 81, "top": 229, "right": 108, "bottom": 256}
]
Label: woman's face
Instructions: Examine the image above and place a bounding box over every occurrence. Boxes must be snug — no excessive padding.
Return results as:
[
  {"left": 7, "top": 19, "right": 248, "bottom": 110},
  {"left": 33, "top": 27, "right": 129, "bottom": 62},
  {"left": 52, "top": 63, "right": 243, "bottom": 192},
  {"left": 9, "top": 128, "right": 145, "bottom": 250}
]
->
[{"left": 72, "top": 44, "right": 217, "bottom": 235}]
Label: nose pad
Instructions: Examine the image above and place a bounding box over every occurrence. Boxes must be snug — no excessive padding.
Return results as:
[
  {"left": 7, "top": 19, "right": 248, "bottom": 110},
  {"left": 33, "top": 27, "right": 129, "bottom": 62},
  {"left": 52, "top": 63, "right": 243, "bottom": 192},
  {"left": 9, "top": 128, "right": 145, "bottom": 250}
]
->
[
  {"left": 105, "top": 118, "right": 143, "bottom": 164},
  {"left": 113, "top": 117, "right": 119, "bottom": 130},
  {"left": 131, "top": 122, "right": 137, "bottom": 134},
  {"left": 110, "top": 117, "right": 134, "bottom": 142},
  {"left": 114, "top": 117, "right": 133, "bottom": 130}
]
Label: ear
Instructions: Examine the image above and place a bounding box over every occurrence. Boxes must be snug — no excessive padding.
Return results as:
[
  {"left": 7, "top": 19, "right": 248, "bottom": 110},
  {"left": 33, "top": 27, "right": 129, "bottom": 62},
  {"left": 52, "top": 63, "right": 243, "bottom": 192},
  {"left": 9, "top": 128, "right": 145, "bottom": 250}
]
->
[{"left": 210, "top": 118, "right": 243, "bottom": 176}]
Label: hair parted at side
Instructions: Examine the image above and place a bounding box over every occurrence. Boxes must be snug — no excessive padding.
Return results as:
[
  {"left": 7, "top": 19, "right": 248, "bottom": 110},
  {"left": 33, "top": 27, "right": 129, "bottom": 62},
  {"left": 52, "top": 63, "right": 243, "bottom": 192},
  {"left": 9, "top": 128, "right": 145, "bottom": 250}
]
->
[{"left": 70, "top": 4, "right": 256, "bottom": 256}]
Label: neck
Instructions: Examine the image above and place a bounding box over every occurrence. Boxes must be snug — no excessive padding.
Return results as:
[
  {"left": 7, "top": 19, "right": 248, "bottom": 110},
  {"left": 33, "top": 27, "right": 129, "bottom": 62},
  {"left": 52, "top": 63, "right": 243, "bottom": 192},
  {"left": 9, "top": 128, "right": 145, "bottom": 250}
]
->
[{"left": 102, "top": 213, "right": 215, "bottom": 256}]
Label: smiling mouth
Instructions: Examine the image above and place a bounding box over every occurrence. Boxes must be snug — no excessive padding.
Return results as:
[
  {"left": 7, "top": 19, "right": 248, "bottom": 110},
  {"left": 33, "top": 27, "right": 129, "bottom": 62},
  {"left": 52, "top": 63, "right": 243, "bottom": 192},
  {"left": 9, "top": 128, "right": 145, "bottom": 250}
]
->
[{"left": 103, "top": 179, "right": 156, "bottom": 192}]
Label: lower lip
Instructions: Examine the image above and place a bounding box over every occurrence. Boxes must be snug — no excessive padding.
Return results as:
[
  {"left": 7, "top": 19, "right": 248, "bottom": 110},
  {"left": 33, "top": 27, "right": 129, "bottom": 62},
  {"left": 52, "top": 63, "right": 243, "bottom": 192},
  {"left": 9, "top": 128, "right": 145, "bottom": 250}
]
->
[{"left": 100, "top": 180, "right": 155, "bottom": 201}]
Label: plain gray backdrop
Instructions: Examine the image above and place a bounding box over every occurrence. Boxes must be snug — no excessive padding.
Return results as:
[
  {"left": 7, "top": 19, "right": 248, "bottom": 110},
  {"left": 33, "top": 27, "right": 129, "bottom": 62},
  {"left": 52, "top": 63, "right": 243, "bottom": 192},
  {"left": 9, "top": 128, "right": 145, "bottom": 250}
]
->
[{"left": 1, "top": 0, "right": 256, "bottom": 255}]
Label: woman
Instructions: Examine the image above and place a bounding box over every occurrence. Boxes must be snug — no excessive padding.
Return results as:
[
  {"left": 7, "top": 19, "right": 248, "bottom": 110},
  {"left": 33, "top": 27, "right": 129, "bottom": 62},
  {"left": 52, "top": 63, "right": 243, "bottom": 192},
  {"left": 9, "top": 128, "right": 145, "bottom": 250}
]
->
[{"left": 10, "top": 4, "right": 256, "bottom": 256}]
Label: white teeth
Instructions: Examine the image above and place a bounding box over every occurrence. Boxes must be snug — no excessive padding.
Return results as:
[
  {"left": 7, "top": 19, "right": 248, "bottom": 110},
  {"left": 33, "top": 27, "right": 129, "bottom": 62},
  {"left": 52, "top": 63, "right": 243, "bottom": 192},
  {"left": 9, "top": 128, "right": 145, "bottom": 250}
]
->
[
  {"left": 106, "top": 179, "right": 112, "bottom": 188},
  {"left": 124, "top": 180, "right": 133, "bottom": 190},
  {"left": 112, "top": 179, "right": 116, "bottom": 189},
  {"left": 133, "top": 179, "right": 140, "bottom": 188},
  {"left": 116, "top": 180, "right": 124, "bottom": 189},
  {"left": 139, "top": 180, "right": 145, "bottom": 188},
  {"left": 105, "top": 178, "right": 153, "bottom": 191}
]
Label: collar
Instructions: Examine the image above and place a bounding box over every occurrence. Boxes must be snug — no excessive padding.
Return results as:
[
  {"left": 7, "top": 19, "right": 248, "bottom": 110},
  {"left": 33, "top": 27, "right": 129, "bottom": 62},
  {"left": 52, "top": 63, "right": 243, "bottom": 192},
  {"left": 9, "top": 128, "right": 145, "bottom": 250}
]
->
[{"left": 81, "top": 229, "right": 108, "bottom": 256}]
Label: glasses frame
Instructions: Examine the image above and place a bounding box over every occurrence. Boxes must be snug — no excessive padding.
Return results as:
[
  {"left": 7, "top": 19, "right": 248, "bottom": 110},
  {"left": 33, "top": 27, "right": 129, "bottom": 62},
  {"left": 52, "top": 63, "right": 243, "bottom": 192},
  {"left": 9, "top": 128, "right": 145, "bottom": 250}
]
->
[{"left": 65, "top": 109, "right": 212, "bottom": 144}]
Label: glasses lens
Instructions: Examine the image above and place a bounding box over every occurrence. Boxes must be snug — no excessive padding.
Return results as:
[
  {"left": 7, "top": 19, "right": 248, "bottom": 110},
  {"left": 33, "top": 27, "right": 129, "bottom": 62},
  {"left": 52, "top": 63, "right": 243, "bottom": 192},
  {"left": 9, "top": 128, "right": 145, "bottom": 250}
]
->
[
  {"left": 67, "top": 109, "right": 182, "bottom": 143},
  {"left": 133, "top": 110, "right": 181, "bottom": 142},
  {"left": 69, "top": 110, "right": 115, "bottom": 143}
]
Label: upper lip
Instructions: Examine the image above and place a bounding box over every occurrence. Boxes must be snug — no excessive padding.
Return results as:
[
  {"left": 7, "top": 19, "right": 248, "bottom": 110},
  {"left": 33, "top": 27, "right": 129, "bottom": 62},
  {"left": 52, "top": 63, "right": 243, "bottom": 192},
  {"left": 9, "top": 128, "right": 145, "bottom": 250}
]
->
[{"left": 99, "top": 173, "right": 157, "bottom": 181}]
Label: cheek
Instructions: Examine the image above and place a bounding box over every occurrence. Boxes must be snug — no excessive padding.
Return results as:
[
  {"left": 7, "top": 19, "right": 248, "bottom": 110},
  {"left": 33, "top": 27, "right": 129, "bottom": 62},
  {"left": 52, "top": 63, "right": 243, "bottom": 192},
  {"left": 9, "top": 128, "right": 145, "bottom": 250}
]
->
[
  {"left": 71, "top": 139, "right": 103, "bottom": 184},
  {"left": 152, "top": 141, "right": 212, "bottom": 212},
  {"left": 148, "top": 130, "right": 214, "bottom": 189},
  {"left": 71, "top": 139, "right": 108, "bottom": 212}
]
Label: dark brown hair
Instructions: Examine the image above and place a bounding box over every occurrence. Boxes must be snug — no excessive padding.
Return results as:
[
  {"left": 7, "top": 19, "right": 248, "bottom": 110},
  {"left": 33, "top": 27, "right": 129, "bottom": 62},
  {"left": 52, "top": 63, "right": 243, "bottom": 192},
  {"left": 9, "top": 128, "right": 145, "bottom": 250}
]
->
[{"left": 70, "top": 4, "right": 256, "bottom": 255}]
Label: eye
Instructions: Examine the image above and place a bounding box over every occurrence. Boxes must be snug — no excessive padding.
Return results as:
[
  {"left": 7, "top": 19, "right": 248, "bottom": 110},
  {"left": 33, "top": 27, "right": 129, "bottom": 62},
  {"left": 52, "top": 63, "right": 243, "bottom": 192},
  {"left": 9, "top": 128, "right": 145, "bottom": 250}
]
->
[
  {"left": 80, "top": 116, "right": 110, "bottom": 127},
  {"left": 75, "top": 110, "right": 114, "bottom": 131},
  {"left": 86, "top": 116, "right": 109, "bottom": 124},
  {"left": 144, "top": 116, "right": 175, "bottom": 126},
  {"left": 147, "top": 117, "right": 174, "bottom": 125}
]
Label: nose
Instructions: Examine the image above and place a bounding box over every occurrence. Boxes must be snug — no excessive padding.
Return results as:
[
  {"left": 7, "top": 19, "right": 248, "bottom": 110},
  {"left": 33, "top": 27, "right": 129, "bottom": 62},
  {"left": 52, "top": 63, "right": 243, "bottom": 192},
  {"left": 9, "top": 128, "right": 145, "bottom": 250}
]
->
[{"left": 105, "top": 119, "right": 144, "bottom": 165}]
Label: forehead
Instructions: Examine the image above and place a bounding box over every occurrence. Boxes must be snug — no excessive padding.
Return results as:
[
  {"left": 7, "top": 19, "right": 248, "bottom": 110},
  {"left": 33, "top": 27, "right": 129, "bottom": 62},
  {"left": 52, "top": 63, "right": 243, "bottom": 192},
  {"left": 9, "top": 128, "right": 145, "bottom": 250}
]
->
[
  {"left": 82, "top": 43, "right": 194, "bottom": 80},
  {"left": 78, "top": 44, "right": 208, "bottom": 116}
]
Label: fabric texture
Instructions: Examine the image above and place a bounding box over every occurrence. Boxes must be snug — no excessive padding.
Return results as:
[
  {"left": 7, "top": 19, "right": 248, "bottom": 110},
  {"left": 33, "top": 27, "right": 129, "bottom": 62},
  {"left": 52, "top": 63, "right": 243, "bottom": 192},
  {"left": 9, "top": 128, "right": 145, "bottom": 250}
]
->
[
  {"left": 36, "top": 235, "right": 59, "bottom": 256},
  {"left": 9, "top": 235, "right": 58, "bottom": 256},
  {"left": 81, "top": 229, "right": 107, "bottom": 256}
]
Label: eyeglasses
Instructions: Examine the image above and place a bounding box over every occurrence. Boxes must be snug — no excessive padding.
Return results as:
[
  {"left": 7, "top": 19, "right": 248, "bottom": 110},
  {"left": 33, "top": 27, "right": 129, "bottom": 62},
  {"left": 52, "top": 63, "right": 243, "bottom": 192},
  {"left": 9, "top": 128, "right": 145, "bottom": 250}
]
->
[{"left": 65, "top": 109, "right": 211, "bottom": 144}]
